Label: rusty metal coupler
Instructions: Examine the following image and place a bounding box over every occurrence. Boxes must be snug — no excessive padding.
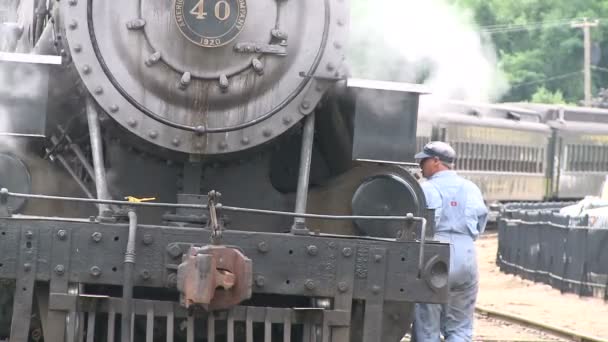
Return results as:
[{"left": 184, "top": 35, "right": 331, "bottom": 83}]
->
[{"left": 177, "top": 191, "right": 253, "bottom": 310}]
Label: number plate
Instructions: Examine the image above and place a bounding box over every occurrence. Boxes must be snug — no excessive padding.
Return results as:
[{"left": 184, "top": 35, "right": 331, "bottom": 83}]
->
[{"left": 173, "top": 0, "right": 248, "bottom": 48}]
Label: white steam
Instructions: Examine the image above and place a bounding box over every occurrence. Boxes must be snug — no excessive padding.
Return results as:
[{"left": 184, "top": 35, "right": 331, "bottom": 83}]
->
[{"left": 348, "top": 0, "right": 509, "bottom": 109}]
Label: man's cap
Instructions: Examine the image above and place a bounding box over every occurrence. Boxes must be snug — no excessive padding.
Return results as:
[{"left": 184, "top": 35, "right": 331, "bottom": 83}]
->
[{"left": 415, "top": 141, "right": 456, "bottom": 163}]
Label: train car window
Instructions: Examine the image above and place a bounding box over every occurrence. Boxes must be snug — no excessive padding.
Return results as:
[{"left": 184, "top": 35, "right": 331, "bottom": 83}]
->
[
  {"left": 478, "top": 144, "right": 484, "bottom": 171},
  {"left": 591, "top": 145, "right": 596, "bottom": 171},
  {"left": 461, "top": 141, "right": 466, "bottom": 170},
  {"left": 465, "top": 142, "right": 473, "bottom": 170},
  {"left": 574, "top": 145, "right": 578, "bottom": 171},
  {"left": 574, "top": 145, "right": 580, "bottom": 171},
  {"left": 515, "top": 146, "right": 519, "bottom": 172},
  {"left": 522, "top": 146, "right": 527, "bottom": 172},
  {"left": 601, "top": 146, "right": 605, "bottom": 171},
  {"left": 446, "top": 140, "right": 546, "bottom": 174},
  {"left": 570, "top": 145, "right": 576, "bottom": 171},
  {"left": 453, "top": 141, "right": 460, "bottom": 169},
  {"left": 484, "top": 143, "right": 488, "bottom": 171},
  {"left": 472, "top": 142, "right": 477, "bottom": 171},
  {"left": 583, "top": 145, "right": 589, "bottom": 171},
  {"left": 522, "top": 146, "right": 530, "bottom": 173},
  {"left": 600, "top": 146, "right": 604, "bottom": 171},
  {"left": 475, "top": 144, "right": 483, "bottom": 171},
  {"left": 485, "top": 144, "right": 490, "bottom": 171},
  {"left": 597, "top": 145, "right": 602, "bottom": 171},
  {"left": 517, "top": 145, "right": 523, "bottom": 172},
  {"left": 566, "top": 145, "right": 572, "bottom": 171},
  {"left": 576, "top": 145, "right": 585, "bottom": 171},
  {"left": 527, "top": 147, "right": 533, "bottom": 173},
  {"left": 592, "top": 145, "right": 599, "bottom": 172},
  {"left": 467, "top": 142, "right": 475, "bottom": 170},
  {"left": 523, "top": 147, "right": 529, "bottom": 173},
  {"left": 533, "top": 148, "right": 537, "bottom": 173},
  {"left": 566, "top": 145, "right": 573, "bottom": 171},
  {"left": 563, "top": 144, "right": 569, "bottom": 171},
  {"left": 491, "top": 145, "right": 497, "bottom": 171},
  {"left": 562, "top": 144, "right": 608, "bottom": 172},
  {"left": 497, "top": 145, "right": 502, "bottom": 171},
  {"left": 482, "top": 143, "right": 486, "bottom": 171},
  {"left": 581, "top": 145, "right": 588, "bottom": 171},
  {"left": 503, "top": 144, "right": 508, "bottom": 172},
  {"left": 529, "top": 147, "right": 535, "bottom": 173},
  {"left": 516, "top": 145, "right": 521, "bottom": 172},
  {"left": 539, "top": 147, "right": 544, "bottom": 172},
  {"left": 507, "top": 145, "right": 512, "bottom": 172}
]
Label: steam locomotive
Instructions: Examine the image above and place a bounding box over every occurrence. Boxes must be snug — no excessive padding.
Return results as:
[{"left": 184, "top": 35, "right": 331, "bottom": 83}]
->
[{"left": 0, "top": 1, "right": 449, "bottom": 341}]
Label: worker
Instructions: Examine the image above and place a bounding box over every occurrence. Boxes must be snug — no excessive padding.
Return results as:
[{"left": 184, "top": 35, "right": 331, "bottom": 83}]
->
[{"left": 412, "top": 141, "right": 488, "bottom": 341}]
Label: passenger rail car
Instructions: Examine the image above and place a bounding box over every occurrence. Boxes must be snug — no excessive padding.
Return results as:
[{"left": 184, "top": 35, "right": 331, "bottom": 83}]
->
[
  {"left": 418, "top": 102, "right": 608, "bottom": 205},
  {"left": 512, "top": 103, "right": 608, "bottom": 200}
]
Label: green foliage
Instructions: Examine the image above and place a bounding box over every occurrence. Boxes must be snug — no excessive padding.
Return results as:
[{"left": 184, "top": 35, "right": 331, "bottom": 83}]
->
[
  {"left": 449, "top": 0, "right": 608, "bottom": 103},
  {"left": 349, "top": 0, "right": 608, "bottom": 104},
  {"left": 531, "top": 87, "right": 568, "bottom": 104}
]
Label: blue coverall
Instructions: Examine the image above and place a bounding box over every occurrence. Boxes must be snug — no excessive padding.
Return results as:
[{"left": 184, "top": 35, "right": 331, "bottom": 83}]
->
[{"left": 413, "top": 170, "right": 488, "bottom": 342}]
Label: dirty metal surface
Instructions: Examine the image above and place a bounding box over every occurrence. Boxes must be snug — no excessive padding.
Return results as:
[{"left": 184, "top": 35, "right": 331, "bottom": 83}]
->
[
  {"left": 177, "top": 245, "right": 252, "bottom": 310},
  {"left": 0, "top": 217, "right": 449, "bottom": 304}
]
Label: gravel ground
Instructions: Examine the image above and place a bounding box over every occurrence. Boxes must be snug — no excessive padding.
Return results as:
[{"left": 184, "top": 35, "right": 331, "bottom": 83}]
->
[
  {"left": 474, "top": 312, "right": 568, "bottom": 341},
  {"left": 474, "top": 233, "right": 608, "bottom": 340}
]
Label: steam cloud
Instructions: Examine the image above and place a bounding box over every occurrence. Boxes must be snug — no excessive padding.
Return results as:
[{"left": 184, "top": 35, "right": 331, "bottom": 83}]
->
[{"left": 348, "top": 0, "right": 509, "bottom": 111}]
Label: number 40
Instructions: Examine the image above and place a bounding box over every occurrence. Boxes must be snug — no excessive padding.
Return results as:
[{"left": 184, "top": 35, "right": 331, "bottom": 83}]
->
[{"left": 190, "top": 0, "right": 231, "bottom": 21}]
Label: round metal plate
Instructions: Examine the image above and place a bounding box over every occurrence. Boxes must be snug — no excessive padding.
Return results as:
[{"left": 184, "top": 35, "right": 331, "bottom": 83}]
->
[
  {"left": 62, "top": 0, "right": 349, "bottom": 155},
  {"left": 0, "top": 153, "right": 31, "bottom": 213},
  {"left": 351, "top": 174, "right": 422, "bottom": 238},
  {"left": 173, "top": 0, "right": 247, "bottom": 48}
]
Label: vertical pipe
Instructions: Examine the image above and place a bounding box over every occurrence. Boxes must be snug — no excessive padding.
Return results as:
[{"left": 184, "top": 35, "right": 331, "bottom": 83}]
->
[
  {"left": 291, "top": 113, "right": 316, "bottom": 233},
  {"left": 146, "top": 306, "right": 154, "bottom": 342},
  {"left": 33, "top": 0, "right": 47, "bottom": 46},
  {"left": 121, "top": 210, "right": 137, "bottom": 342},
  {"left": 86, "top": 97, "right": 112, "bottom": 216},
  {"left": 584, "top": 24, "right": 592, "bottom": 106},
  {"left": 108, "top": 308, "right": 116, "bottom": 342},
  {"left": 166, "top": 310, "right": 174, "bottom": 342}
]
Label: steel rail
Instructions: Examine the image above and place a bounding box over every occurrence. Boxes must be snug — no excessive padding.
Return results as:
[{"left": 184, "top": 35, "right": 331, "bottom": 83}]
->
[{"left": 476, "top": 305, "right": 608, "bottom": 342}]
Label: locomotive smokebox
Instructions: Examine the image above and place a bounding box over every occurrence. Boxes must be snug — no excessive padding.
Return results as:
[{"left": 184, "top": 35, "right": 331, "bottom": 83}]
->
[
  {"left": 60, "top": 0, "right": 350, "bottom": 156},
  {"left": 347, "top": 78, "right": 429, "bottom": 164}
]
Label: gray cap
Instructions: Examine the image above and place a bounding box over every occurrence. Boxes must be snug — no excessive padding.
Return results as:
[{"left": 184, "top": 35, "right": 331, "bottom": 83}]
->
[{"left": 415, "top": 141, "right": 456, "bottom": 163}]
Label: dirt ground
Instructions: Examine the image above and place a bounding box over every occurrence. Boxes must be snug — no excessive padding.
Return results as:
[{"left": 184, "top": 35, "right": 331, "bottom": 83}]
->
[
  {"left": 475, "top": 312, "right": 567, "bottom": 341},
  {"left": 475, "top": 233, "right": 608, "bottom": 339}
]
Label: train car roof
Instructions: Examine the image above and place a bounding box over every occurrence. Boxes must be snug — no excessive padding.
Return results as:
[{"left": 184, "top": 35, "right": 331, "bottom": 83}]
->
[
  {"left": 505, "top": 102, "right": 608, "bottom": 124},
  {"left": 426, "top": 112, "right": 551, "bottom": 133},
  {"left": 424, "top": 100, "right": 544, "bottom": 122},
  {"left": 548, "top": 119, "right": 608, "bottom": 134}
]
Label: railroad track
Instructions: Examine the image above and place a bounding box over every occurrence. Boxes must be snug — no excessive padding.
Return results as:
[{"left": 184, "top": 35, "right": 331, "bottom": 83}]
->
[
  {"left": 400, "top": 306, "right": 607, "bottom": 342},
  {"left": 475, "top": 306, "right": 608, "bottom": 342}
]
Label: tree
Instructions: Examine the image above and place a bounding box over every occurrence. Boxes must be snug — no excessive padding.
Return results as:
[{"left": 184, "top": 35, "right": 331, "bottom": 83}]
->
[
  {"left": 531, "top": 87, "right": 568, "bottom": 104},
  {"left": 348, "top": 0, "right": 608, "bottom": 104},
  {"left": 449, "top": 0, "right": 608, "bottom": 104}
]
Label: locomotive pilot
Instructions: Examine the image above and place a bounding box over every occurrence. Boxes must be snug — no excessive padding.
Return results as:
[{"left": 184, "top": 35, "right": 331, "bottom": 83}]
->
[{"left": 412, "top": 141, "right": 488, "bottom": 341}]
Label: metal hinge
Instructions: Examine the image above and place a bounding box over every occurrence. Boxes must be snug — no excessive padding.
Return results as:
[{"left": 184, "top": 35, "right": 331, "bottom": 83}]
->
[{"left": 234, "top": 43, "right": 287, "bottom": 56}]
